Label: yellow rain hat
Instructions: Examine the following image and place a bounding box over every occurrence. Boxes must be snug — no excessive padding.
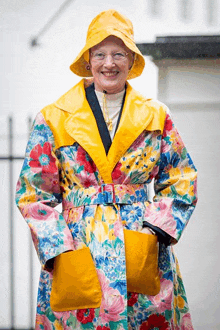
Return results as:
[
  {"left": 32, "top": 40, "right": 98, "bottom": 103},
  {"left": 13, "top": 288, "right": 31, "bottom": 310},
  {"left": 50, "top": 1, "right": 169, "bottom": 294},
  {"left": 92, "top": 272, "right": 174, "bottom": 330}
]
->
[{"left": 70, "top": 9, "right": 145, "bottom": 80}]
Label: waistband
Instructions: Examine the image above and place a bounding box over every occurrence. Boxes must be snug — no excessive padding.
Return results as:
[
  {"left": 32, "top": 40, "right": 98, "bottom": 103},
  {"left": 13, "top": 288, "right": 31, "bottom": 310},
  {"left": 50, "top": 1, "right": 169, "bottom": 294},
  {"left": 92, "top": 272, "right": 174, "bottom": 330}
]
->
[{"left": 62, "top": 183, "right": 148, "bottom": 209}]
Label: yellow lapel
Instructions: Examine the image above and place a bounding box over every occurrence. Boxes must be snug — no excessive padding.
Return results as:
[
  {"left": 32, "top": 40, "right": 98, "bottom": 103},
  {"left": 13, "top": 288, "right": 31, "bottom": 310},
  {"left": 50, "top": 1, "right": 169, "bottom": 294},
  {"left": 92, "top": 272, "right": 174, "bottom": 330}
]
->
[
  {"left": 53, "top": 79, "right": 166, "bottom": 183},
  {"left": 55, "top": 79, "right": 112, "bottom": 183},
  {"left": 107, "top": 83, "right": 154, "bottom": 173}
]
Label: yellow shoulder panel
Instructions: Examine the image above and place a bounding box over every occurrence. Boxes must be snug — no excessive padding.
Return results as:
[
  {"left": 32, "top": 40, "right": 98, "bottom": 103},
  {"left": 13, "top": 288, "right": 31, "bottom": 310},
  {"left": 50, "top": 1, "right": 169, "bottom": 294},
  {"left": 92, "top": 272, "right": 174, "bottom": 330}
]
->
[
  {"left": 41, "top": 105, "right": 75, "bottom": 150},
  {"left": 144, "top": 100, "right": 167, "bottom": 133},
  {"left": 125, "top": 83, "right": 167, "bottom": 133}
]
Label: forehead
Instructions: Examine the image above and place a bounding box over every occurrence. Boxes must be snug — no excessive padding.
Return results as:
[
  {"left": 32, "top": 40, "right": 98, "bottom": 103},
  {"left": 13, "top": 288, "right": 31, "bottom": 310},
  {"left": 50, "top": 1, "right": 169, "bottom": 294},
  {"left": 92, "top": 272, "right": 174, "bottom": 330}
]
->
[{"left": 90, "top": 36, "right": 129, "bottom": 52}]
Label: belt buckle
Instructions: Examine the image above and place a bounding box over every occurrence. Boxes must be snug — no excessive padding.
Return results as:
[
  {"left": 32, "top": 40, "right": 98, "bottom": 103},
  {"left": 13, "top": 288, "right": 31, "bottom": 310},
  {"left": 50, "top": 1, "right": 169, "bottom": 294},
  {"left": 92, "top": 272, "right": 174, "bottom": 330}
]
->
[{"left": 101, "top": 183, "right": 116, "bottom": 204}]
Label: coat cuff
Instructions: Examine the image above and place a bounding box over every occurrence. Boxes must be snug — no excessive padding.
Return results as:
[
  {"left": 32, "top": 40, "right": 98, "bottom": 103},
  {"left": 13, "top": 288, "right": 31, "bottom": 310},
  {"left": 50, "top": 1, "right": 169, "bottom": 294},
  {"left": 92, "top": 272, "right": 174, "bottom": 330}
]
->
[{"left": 143, "top": 221, "right": 173, "bottom": 246}]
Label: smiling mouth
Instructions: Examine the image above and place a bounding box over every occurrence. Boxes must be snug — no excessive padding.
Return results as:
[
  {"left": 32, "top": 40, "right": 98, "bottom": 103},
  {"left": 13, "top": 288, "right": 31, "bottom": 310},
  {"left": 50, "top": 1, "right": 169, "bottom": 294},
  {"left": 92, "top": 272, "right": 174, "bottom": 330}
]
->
[{"left": 102, "top": 71, "right": 119, "bottom": 77}]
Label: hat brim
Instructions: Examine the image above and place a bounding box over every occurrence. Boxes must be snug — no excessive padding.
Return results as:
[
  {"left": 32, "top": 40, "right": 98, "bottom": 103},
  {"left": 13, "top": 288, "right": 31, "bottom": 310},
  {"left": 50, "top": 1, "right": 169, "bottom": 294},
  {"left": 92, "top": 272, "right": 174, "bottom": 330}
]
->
[{"left": 70, "top": 29, "right": 145, "bottom": 80}]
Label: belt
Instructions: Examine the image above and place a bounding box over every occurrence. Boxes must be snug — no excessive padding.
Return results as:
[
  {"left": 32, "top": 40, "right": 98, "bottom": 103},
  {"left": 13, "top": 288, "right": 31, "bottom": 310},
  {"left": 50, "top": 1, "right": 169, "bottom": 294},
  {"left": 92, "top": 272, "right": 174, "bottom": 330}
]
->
[{"left": 62, "top": 183, "right": 148, "bottom": 209}]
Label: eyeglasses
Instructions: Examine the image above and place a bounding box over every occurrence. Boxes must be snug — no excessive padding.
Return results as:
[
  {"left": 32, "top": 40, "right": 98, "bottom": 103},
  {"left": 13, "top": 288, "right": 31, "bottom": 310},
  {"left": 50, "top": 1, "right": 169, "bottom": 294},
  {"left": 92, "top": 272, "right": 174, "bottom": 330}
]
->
[{"left": 90, "top": 51, "right": 129, "bottom": 62}]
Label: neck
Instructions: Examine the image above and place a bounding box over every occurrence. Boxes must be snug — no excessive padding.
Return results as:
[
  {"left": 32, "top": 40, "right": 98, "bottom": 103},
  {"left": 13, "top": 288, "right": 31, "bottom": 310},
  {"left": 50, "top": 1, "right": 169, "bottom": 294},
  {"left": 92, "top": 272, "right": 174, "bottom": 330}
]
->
[{"left": 94, "top": 83, "right": 126, "bottom": 95}]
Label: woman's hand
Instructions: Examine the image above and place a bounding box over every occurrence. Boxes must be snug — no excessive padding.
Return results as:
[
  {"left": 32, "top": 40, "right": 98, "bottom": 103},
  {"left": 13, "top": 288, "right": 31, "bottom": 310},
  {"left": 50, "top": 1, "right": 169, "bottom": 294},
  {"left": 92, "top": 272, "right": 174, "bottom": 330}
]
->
[
  {"left": 45, "top": 258, "right": 55, "bottom": 272},
  {"left": 45, "top": 250, "right": 73, "bottom": 272}
]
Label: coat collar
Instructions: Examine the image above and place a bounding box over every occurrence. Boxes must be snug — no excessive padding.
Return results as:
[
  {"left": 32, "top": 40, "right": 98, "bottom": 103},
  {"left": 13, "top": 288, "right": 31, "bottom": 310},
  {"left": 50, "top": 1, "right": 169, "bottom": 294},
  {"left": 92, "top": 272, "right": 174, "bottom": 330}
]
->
[{"left": 54, "top": 79, "right": 165, "bottom": 183}]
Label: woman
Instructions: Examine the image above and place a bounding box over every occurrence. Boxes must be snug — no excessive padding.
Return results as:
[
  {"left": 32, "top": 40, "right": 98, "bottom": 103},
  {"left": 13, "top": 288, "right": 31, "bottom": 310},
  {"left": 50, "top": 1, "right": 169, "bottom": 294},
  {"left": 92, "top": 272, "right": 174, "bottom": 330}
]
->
[{"left": 16, "top": 9, "right": 197, "bottom": 330}]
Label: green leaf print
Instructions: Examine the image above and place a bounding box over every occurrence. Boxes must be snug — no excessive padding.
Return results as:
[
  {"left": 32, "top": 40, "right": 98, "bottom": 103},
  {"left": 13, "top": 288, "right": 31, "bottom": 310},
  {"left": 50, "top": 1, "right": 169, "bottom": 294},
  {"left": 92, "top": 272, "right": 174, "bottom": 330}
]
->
[
  {"left": 77, "top": 165, "right": 84, "bottom": 173},
  {"left": 81, "top": 322, "right": 94, "bottom": 330},
  {"left": 181, "top": 148, "right": 187, "bottom": 159},
  {"left": 165, "top": 309, "right": 172, "bottom": 320},
  {"left": 175, "top": 307, "right": 181, "bottom": 323},
  {"left": 177, "top": 276, "right": 186, "bottom": 296},
  {"left": 109, "top": 320, "right": 127, "bottom": 330},
  {"left": 95, "top": 308, "right": 100, "bottom": 318},
  {"left": 138, "top": 294, "right": 153, "bottom": 308},
  {"left": 45, "top": 308, "right": 56, "bottom": 322},
  {"left": 66, "top": 314, "right": 76, "bottom": 327}
]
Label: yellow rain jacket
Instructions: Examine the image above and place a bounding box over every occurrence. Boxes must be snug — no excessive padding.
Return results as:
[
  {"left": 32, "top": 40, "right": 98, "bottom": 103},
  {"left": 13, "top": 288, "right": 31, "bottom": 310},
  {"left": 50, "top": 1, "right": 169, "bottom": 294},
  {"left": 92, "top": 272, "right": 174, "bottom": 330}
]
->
[{"left": 16, "top": 78, "right": 197, "bottom": 329}]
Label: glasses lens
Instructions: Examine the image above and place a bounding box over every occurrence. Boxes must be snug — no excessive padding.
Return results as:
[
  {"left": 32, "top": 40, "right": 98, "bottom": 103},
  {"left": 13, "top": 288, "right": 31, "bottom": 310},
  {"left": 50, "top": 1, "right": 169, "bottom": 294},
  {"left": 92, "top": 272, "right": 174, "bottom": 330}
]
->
[{"left": 91, "top": 51, "right": 128, "bottom": 61}]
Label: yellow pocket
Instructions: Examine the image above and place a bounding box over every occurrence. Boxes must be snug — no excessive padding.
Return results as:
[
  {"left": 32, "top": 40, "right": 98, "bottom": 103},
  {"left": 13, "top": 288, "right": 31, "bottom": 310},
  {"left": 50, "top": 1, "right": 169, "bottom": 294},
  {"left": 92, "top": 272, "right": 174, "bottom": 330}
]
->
[
  {"left": 124, "top": 229, "right": 160, "bottom": 296},
  {"left": 50, "top": 247, "right": 102, "bottom": 311}
]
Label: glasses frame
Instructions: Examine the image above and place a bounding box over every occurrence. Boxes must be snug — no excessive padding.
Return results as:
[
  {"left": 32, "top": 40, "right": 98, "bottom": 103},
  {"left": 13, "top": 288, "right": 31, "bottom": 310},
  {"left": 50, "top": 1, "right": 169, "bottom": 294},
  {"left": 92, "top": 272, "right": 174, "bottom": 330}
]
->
[{"left": 90, "top": 51, "right": 129, "bottom": 62}]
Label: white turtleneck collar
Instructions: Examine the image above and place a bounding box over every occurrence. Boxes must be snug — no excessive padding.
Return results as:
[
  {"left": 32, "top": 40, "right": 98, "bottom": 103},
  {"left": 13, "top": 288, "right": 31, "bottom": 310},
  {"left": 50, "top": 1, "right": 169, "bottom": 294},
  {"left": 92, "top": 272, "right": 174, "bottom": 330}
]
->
[
  {"left": 94, "top": 89, "right": 125, "bottom": 140},
  {"left": 95, "top": 89, "right": 125, "bottom": 108}
]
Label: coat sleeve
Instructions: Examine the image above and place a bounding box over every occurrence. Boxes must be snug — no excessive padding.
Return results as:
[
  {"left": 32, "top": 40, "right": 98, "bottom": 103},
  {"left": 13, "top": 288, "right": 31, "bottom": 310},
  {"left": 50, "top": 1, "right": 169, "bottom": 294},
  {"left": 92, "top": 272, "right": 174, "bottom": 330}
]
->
[
  {"left": 144, "top": 112, "right": 198, "bottom": 244},
  {"left": 15, "top": 112, "right": 75, "bottom": 269}
]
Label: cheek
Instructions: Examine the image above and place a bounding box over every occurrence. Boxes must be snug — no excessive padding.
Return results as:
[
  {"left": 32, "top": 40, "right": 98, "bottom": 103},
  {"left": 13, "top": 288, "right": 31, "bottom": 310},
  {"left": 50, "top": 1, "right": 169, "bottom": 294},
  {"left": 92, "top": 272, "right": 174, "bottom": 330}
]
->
[
  {"left": 119, "top": 58, "right": 131, "bottom": 72},
  {"left": 121, "top": 63, "right": 130, "bottom": 75},
  {"left": 90, "top": 64, "right": 102, "bottom": 79}
]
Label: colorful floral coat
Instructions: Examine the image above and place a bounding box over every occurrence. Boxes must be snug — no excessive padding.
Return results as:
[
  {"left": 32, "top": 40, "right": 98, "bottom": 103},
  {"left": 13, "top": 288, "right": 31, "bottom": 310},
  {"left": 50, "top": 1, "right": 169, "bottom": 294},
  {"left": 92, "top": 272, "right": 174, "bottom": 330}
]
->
[{"left": 15, "top": 79, "right": 197, "bottom": 330}]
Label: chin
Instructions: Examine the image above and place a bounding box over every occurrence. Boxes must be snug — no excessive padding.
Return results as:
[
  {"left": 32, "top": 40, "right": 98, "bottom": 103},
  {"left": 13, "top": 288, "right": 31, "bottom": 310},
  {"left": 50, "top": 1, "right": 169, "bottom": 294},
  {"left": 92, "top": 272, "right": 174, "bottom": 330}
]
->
[
  {"left": 104, "top": 86, "right": 118, "bottom": 94},
  {"left": 101, "top": 82, "right": 124, "bottom": 94}
]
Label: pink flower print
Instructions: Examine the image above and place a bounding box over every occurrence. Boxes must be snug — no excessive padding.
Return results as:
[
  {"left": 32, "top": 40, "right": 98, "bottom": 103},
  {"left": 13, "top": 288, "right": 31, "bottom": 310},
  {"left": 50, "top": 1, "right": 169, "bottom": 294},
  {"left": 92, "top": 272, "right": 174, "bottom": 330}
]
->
[
  {"left": 35, "top": 313, "right": 53, "bottom": 330},
  {"left": 148, "top": 278, "right": 173, "bottom": 313},
  {"left": 161, "top": 139, "right": 171, "bottom": 153},
  {"left": 97, "top": 269, "right": 109, "bottom": 291},
  {"left": 78, "top": 172, "right": 97, "bottom": 188},
  {"left": 35, "top": 113, "right": 47, "bottom": 126},
  {"left": 100, "top": 287, "right": 125, "bottom": 323},
  {"left": 16, "top": 179, "right": 21, "bottom": 192},
  {"left": 113, "top": 220, "right": 124, "bottom": 241},
  {"left": 180, "top": 313, "right": 194, "bottom": 330},
  {"left": 97, "top": 270, "right": 125, "bottom": 323},
  {"left": 27, "top": 203, "right": 59, "bottom": 221},
  {"left": 145, "top": 199, "right": 176, "bottom": 238},
  {"left": 53, "top": 310, "right": 77, "bottom": 324}
]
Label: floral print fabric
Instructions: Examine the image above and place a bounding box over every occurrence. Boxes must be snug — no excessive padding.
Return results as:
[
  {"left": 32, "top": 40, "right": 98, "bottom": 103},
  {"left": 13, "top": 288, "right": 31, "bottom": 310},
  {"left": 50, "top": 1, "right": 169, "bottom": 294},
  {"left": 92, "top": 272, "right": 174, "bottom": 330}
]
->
[{"left": 16, "top": 101, "right": 197, "bottom": 330}]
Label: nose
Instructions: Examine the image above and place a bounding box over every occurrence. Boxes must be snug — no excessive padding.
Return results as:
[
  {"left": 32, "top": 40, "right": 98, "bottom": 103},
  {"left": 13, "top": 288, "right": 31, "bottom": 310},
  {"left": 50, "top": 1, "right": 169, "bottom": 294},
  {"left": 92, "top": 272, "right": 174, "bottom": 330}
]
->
[{"left": 103, "top": 54, "right": 115, "bottom": 68}]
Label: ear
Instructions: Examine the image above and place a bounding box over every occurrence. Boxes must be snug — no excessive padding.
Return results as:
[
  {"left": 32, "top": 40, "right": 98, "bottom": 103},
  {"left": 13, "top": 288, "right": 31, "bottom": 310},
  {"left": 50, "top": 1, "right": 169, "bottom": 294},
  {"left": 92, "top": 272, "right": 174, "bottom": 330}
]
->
[{"left": 129, "top": 52, "right": 135, "bottom": 70}]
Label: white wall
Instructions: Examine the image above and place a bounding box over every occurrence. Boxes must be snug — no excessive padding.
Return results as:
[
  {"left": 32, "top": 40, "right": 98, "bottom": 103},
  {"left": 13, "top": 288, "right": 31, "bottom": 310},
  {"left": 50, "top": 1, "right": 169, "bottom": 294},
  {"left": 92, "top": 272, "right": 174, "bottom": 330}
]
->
[
  {"left": 173, "top": 106, "right": 220, "bottom": 330},
  {"left": 155, "top": 58, "right": 220, "bottom": 330},
  {"left": 1, "top": 0, "right": 220, "bottom": 328}
]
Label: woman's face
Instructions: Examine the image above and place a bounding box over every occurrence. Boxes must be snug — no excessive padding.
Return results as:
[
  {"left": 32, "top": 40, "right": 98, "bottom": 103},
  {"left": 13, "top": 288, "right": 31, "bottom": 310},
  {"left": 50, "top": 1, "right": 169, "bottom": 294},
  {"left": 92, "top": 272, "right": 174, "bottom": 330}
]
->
[{"left": 89, "top": 36, "right": 134, "bottom": 94}]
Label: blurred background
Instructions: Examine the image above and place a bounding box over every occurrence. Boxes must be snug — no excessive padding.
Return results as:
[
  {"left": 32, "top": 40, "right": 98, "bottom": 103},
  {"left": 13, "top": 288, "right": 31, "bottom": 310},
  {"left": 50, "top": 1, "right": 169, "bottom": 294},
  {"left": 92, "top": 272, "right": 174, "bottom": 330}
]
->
[{"left": 0, "top": 0, "right": 220, "bottom": 329}]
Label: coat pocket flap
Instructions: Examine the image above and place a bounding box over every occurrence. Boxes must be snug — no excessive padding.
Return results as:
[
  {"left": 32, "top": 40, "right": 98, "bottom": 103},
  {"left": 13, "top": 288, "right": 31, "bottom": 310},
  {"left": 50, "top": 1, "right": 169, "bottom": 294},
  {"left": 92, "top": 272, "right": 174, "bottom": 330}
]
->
[
  {"left": 124, "top": 229, "right": 160, "bottom": 295},
  {"left": 50, "top": 247, "right": 102, "bottom": 311}
]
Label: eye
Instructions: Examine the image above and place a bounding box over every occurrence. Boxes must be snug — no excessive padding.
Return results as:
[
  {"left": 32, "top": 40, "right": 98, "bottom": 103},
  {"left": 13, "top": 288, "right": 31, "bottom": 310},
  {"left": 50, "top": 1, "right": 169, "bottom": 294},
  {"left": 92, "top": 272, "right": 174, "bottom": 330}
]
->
[
  {"left": 93, "top": 52, "right": 105, "bottom": 60},
  {"left": 113, "top": 52, "right": 126, "bottom": 60}
]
